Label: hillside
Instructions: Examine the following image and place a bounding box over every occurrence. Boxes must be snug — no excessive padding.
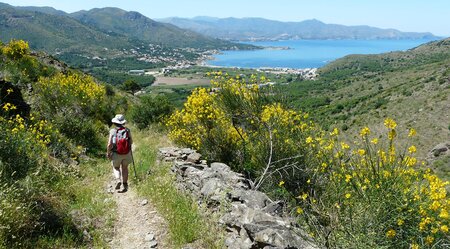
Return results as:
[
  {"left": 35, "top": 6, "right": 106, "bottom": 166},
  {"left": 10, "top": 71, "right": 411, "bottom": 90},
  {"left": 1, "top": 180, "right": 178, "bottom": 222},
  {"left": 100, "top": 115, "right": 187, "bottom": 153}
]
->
[
  {"left": 70, "top": 8, "right": 253, "bottom": 50},
  {"left": 160, "top": 16, "right": 439, "bottom": 41},
  {"left": 0, "top": 3, "right": 132, "bottom": 53},
  {"left": 280, "top": 38, "right": 450, "bottom": 175},
  {"left": 0, "top": 3, "right": 257, "bottom": 83}
]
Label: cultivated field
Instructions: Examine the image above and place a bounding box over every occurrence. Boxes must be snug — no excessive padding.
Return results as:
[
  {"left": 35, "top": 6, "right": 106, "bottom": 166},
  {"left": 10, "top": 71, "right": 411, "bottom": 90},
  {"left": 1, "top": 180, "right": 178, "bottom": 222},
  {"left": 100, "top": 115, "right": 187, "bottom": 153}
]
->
[{"left": 153, "top": 77, "right": 211, "bottom": 86}]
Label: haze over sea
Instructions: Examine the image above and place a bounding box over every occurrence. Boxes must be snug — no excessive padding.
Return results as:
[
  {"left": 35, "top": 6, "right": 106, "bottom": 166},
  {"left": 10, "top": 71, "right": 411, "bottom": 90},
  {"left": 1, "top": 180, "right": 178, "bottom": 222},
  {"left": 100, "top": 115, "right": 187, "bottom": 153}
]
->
[{"left": 206, "top": 39, "right": 437, "bottom": 69}]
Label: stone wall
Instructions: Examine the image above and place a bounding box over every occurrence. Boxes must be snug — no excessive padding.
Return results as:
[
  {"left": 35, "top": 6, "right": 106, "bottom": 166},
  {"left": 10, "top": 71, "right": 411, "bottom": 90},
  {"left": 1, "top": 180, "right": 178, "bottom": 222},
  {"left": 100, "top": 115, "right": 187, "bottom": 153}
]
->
[{"left": 158, "top": 147, "right": 318, "bottom": 249}]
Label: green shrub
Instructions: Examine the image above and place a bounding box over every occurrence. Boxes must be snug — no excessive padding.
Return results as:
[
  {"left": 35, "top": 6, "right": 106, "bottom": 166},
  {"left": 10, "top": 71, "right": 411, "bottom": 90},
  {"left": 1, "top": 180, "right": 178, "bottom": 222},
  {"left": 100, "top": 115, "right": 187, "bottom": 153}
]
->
[
  {"left": 130, "top": 94, "right": 174, "bottom": 129},
  {"left": 53, "top": 112, "right": 106, "bottom": 154},
  {"left": 0, "top": 114, "right": 48, "bottom": 181},
  {"left": 166, "top": 73, "right": 449, "bottom": 248}
]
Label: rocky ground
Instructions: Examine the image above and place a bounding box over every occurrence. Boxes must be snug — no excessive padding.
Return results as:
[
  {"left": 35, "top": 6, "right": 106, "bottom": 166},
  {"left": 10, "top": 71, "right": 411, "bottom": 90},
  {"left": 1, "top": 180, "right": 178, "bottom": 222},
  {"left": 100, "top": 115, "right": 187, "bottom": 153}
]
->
[{"left": 108, "top": 180, "right": 169, "bottom": 249}]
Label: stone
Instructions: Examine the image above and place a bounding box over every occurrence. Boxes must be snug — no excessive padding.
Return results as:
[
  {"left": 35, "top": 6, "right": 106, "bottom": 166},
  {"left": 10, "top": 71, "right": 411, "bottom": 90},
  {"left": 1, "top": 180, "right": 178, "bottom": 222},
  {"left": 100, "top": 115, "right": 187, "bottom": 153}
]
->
[
  {"left": 159, "top": 147, "right": 318, "bottom": 249},
  {"left": 429, "top": 142, "right": 450, "bottom": 157},
  {"left": 145, "top": 232, "right": 155, "bottom": 241},
  {"left": 224, "top": 232, "right": 253, "bottom": 249},
  {"left": 149, "top": 240, "right": 158, "bottom": 248},
  {"left": 201, "top": 178, "right": 225, "bottom": 198},
  {"left": 141, "top": 199, "right": 148, "bottom": 206},
  {"left": 181, "top": 148, "right": 196, "bottom": 155},
  {"left": 228, "top": 189, "right": 271, "bottom": 209},
  {"left": 262, "top": 201, "right": 284, "bottom": 216},
  {"left": 83, "top": 229, "right": 92, "bottom": 241},
  {"left": 187, "top": 152, "right": 202, "bottom": 163},
  {"left": 210, "top": 162, "right": 231, "bottom": 172},
  {"left": 253, "top": 227, "right": 318, "bottom": 249}
]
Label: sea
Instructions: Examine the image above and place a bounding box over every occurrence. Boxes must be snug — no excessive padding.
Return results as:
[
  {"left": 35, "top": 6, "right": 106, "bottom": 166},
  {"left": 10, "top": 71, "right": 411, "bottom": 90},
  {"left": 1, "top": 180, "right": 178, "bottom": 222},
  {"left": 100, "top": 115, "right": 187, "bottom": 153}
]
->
[{"left": 206, "top": 39, "right": 437, "bottom": 69}]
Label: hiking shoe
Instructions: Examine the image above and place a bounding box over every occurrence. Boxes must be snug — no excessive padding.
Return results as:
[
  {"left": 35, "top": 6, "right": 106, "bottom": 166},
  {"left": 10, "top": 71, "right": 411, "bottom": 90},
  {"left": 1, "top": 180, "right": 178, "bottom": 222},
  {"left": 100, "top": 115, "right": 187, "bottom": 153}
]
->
[
  {"left": 123, "top": 183, "right": 128, "bottom": 191},
  {"left": 115, "top": 182, "right": 122, "bottom": 190}
]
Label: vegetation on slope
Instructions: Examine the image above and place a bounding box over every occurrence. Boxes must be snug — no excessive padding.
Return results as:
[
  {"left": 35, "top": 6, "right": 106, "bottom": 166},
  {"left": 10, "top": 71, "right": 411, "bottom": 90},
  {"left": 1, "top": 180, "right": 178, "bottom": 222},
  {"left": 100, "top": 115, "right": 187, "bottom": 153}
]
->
[
  {"left": 0, "top": 38, "right": 224, "bottom": 248},
  {"left": 70, "top": 7, "right": 255, "bottom": 50},
  {"left": 279, "top": 38, "right": 450, "bottom": 162},
  {"left": 0, "top": 39, "right": 127, "bottom": 247},
  {"left": 166, "top": 73, "right": 449, "bottom": 248}
]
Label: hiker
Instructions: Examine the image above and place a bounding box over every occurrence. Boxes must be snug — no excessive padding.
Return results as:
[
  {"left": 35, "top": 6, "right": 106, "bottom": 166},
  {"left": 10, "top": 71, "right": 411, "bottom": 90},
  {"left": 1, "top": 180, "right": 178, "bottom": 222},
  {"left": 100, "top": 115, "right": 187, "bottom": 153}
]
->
[{"left": 107, "top": 114, "right": 133, "bottom": 192}]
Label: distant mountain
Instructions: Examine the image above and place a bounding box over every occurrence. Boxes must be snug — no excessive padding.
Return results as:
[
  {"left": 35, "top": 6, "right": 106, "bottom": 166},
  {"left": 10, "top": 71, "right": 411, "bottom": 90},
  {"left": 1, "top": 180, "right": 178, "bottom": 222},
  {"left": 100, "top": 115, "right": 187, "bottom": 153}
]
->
[
  {"left": 0, "top": 3, "right": 132, "bottom": 53},
  {"left": 15, "top": 5, "right": 68, "bottom": 16},
  {"left": 159, "top": 17, "right": 439, "bottom": 41},
  {"left": 0, "top": 3, "right": 253, "bottom": 53},
  {"left": 69, "top": 8, "right": 252, "bottom": 49}
]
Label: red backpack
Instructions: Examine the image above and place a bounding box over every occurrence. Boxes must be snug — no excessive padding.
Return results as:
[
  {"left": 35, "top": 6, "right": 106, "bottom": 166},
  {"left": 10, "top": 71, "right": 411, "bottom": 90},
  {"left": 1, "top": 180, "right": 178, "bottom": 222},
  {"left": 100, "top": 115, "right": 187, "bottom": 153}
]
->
[{"left": 114, "top": 127, "right": 131, "bottom": 154}]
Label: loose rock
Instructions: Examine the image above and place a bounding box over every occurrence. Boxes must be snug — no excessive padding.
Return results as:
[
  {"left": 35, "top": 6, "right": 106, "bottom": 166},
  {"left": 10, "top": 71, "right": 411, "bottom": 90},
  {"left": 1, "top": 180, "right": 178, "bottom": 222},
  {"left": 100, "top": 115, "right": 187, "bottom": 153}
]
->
[{"left": 158, "top": 147, "right": 318, "bottom": 249}]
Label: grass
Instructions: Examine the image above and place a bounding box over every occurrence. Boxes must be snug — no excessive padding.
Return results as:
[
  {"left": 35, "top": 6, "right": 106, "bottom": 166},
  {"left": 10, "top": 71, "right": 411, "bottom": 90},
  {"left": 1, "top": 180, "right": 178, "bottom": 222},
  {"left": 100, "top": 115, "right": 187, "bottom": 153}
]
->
[
  {"left": 131, "top": 126, "right": 225, "bottom": 249},
  {"left": 36, "top": 158, "right": 116, "bottom": 248}
]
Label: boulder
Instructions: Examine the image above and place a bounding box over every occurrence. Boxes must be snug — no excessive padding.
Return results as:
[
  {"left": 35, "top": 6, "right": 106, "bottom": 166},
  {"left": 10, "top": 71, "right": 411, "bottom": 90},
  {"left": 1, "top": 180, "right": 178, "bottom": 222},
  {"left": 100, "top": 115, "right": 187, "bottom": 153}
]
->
[
  {"left": 186, "top": 152, "right": 202, "bottom": 163},
  {"left": 429, "top": 142, "right": 450, "bottom": 158},
  {"left": 228, "top": 189, "right": 271, "bottom": 209}
]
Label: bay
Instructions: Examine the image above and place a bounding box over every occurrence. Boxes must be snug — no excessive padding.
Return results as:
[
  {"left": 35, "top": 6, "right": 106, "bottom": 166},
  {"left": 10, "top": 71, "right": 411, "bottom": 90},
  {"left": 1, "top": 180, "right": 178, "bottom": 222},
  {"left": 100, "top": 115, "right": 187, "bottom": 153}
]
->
[{"left": 206, "top": 39, "right": 437, "bottom": 69}]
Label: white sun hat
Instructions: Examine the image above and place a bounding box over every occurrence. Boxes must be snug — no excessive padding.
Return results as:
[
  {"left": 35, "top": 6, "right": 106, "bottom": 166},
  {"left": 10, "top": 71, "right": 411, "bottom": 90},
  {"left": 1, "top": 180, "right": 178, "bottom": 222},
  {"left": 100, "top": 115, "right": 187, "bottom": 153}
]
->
[{"left": 111, "top": 114, "right": 126, "bottom": 125}]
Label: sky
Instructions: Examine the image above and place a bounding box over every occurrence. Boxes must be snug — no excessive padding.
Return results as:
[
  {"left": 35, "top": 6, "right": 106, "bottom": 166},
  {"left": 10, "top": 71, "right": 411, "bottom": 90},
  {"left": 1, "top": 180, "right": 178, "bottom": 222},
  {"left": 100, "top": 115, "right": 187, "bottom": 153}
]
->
[{"left": 2, "top": 0, "right": 449, "bottom": 36}]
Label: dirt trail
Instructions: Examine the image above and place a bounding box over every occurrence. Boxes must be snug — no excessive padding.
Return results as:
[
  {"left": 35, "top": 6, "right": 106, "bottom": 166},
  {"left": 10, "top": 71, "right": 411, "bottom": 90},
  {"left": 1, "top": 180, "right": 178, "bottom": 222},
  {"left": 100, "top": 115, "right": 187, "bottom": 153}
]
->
[{"left": 109, "top": 183, "right": 169, "bottom": 249}]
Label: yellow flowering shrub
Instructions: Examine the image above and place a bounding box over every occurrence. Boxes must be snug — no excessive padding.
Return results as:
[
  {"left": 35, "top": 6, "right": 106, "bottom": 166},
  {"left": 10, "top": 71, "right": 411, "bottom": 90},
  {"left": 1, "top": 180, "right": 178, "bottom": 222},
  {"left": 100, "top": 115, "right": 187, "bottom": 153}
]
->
[
  {"left": 167, "top": 73, "right": 318, "bottom": 192},
  {"left": 299, "top": 120, "right": 449, "bottom": 248},
  {"left": 167, "top": 73, "right": 449, "bottom": 247},
  {"left": 1, "top": 39, "right": 29, "bottom": 60},
  {"left": 0, "top": 111, "right": 51, "bottom": 180},
  {"left": 167, "top": 87, "right": 244, "bottom": 164},
  {"left": 35, "top": 72, "right": 105, "bottom": 114}
]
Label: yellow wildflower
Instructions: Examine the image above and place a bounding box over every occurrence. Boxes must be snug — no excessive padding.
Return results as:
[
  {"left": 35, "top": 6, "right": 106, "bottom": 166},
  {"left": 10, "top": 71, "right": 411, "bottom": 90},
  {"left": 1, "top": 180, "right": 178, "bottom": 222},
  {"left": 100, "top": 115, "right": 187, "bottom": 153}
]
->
[
  {"left": 345, "top": 174, "right": 352, "bottom": 183},
  {"left": 299, "top": 193, "right": 308, "bottom": 200},
  {"left": 388, "top": 129, "right": 397, "bottom": 140},
  {"left": 408, "top": 145, "right": 417, "bottom": 154},
  {"left": 340, "top": 142, "right": 350, "bottom": 150},
  {"left": 296, "top": 207, "right": 304, "bottom": 214},
  {"left": 278, "top": 181, "right": 285, "bottom": 187},
  {"left": 330, "top": 127, "right": 339, "bottom": 136},
  {"left": 306, "top": 136, "right": 313, "bottom": 144},
  {"left": 360, "top": 127, "right": 370, "bottom": 137},
  {"left": 386, "top": 229, "right": 396, "bottom": 238},
  {"left": 441, "top": 225, "right": 448, "bottom": 233},
  {"left": 425, "top": 236, "right": 434, "bottom": 245},
  {"left": 345, "top": 193, "right": 351, "bottom": 199},
  {"left": 397, "top": 219, "right": 404, "bottom": 226},
  {"left": 408, "top": 128, "right": 416, "bottom": 137},
  {"left": 371, "top": 138, "right": 378, "bottom": 144},
  {"left": 384, "top": 118, "right": 397, "bottom": 129}
]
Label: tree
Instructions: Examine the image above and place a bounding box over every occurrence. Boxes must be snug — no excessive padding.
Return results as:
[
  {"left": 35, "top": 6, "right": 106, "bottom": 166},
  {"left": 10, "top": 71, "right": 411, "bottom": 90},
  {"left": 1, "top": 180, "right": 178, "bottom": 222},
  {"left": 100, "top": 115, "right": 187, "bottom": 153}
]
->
[{"left": 121, "top": 79, "right": 141, "bottom": 94}]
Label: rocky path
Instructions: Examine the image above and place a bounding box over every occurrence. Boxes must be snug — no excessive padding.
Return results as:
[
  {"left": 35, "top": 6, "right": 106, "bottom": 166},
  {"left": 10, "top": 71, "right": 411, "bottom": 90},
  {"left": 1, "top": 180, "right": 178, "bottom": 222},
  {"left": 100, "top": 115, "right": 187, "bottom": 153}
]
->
[{"left": 109, "top": 182, "right": 169, "bottom": 249}]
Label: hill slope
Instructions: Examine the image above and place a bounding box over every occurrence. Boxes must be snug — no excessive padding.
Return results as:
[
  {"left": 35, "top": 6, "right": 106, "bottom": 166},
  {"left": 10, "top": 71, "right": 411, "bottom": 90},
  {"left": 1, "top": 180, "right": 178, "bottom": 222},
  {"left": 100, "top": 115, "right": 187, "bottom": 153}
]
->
[
  {"left": 160, "top": 17, "right": 438, "bottom": 41},
  {"left": 0, "top": 3, "right": 133, "bottom": 53},
  {"left": 282, "top": 38, "right": 450, "bottom": 166},
  {"left": 0, "top": 3, "right": 256, "bottom": 74},
  {"left": 70, "top": 8, "right": 252, "bottom": 49}
]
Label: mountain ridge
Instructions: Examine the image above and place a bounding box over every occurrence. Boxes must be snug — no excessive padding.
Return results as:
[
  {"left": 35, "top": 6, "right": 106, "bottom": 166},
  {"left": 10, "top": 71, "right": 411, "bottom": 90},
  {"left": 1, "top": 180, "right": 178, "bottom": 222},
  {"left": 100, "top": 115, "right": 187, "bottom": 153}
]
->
[{"left": 159, "top": 16, "right": 439, "bottom": 41}]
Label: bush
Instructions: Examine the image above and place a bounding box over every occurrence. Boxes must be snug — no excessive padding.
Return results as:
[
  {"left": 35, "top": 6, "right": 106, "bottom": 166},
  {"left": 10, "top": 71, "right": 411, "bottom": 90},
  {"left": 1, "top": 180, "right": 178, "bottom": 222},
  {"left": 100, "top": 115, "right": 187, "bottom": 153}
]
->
[
  {"left": 166, "top": 73, "right": 449, "bottom": 248},
  {"left": 130, "top": 94, "right": 174, "bottom": 129},
  {"left": 0, "top": 113, "right": 49, "bottom": 181},
  {"left": 53, "top": 111, "right": 106, "bottom": 154},
  {"left": 167, "top": 73, "right": 317, "bottom": 190},
  {"left": 298, "top": 122, "right": 449, "bottom": 248},
  {"left": 34, "top": 72, "right": 106, "bottom": 117}
]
